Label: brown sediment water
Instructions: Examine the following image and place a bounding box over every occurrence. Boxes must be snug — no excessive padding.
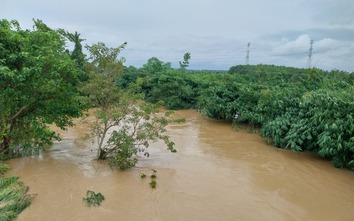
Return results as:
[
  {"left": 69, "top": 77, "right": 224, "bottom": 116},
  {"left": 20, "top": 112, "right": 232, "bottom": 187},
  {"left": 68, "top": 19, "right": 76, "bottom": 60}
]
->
[{"left": 8, "top": 110, "right": 354, "bottom": 221}]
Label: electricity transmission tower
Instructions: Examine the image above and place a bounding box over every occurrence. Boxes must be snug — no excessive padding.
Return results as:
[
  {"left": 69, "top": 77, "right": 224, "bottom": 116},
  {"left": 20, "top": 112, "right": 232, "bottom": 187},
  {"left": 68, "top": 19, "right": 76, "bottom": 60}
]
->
[
  {"left": 245, "top": 42, "right": 250, "bottom": 65},
  {"left": 308, "top": 40, "right": 314, "bottom": 68}
]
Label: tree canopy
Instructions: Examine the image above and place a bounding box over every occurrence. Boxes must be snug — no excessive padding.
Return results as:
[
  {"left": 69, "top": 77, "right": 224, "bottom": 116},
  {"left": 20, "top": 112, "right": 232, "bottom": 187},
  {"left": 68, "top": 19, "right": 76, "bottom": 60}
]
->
[
  {"left": 80, "top": 43, "right": 180, "bottom": 170},
  {"left": 0, "top": 19, "right": 82, "bottom": 158},
  {"left": 179, "top": 52, "right": 191, "bottom": 71}
]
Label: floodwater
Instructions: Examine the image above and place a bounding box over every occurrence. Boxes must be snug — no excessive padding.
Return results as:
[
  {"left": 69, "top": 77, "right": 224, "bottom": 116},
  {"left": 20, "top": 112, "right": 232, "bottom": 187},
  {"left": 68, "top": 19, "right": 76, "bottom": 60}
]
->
[{"left": 8, "top": 110, "right": 354, "bottom": 221}]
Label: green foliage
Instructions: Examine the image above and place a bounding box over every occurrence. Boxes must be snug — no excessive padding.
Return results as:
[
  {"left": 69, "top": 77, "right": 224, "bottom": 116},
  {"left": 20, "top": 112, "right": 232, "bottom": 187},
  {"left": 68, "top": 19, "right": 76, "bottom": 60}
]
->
[
  {"left": 0, "top": 162, "right": 33, "bottom": 221},
  {"left": 0, "top": 19, "right": 82, "bottom": 158},
  {"left": 299, "top": 68, "right": 325, "bottom": 91},
  {"left": 0, "top": 162, "right": 10, "bottom": 175},
  {"left": 83, "top": 190, "right": 105, "bottom": 207},
  {"left": 143, "top": 70, "right": 200, "bottom": 109},
  {"left": 139, "top": 170, "right": 158, "bottom": 188},
  {"left": 149, "top": 180, "right": 157, "bottom": 189},
  {"left": 256, "top": 87, "right": 302, "bottom": 124},
  {"left": 149, "top": 170, "right": 157, "bottom": 189},
  {"left": 179, "top": 52, "right": 191, "bottom": 71},
  {"left": 59, "top": 30, "right": 87, "bottom": 81},
  {"left": 86, "top": 42, "right": 126, "bottom": 74},
  {"left": 141, "top": 57, "right": 172, "bottom": 74},
  {"left": 259, "top": 80, "right": 354, "bottom": 170},
  {"left": 107, "top": 127, "right": 139, "bottom": 170},
  {"left": 91, "top": 94, "right": 180, "bottom": 170},
  {"left": 228, "top": 64, "right": 307, "bottom": 80},
  {"left": 261, "top": 114, "right": 292, "bottom": 147},
  {"left": 118, "top": 66, "right": 145, "bottom": 89},
  {"left": 150, "top": 170, "right": 157, "bottom": 179},
  {"left": 284, "top": 88, "right": 354, "bottom": 169},
  {"left": 79, "top": 41, "right": 127, "bottom": 110},
  {"left": 197, "top": 80, "right": 240, "bottom": 120},
  {"left": 82, "top": 45, "right": 181, "bottom": 171},
  {"left": 137, "top": 62, "right": 354, "bottom": 171}
]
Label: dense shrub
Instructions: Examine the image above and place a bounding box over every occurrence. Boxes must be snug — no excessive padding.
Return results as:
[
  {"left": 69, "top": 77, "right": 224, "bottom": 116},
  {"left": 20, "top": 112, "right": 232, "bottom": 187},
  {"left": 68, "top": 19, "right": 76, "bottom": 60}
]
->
[{"left": 130, "top": 62, "right": 354, "bottom": 171}]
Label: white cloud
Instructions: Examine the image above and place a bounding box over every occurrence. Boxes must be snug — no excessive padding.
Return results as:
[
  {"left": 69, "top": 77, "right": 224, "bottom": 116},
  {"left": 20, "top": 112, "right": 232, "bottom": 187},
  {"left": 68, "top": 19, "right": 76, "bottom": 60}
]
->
[
  {"left": 272, "top": 35, "right": 311, "bottom": 56},
  {"left": 314, "top": 38, "right": 342, "bottom": 53}
]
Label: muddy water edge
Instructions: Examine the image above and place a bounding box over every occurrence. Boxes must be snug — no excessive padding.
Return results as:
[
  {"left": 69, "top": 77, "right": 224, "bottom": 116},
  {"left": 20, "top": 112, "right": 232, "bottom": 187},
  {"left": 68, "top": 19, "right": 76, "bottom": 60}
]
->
[{"left": 7, "top": 110, "right": 354, "bottom": 221}]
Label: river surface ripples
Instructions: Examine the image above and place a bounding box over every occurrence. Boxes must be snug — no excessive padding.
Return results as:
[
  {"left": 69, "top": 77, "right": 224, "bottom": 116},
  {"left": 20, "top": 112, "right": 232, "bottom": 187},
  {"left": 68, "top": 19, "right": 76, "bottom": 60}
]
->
[{"left": 8, "top": 110, "right": 354, "bottom": 221}]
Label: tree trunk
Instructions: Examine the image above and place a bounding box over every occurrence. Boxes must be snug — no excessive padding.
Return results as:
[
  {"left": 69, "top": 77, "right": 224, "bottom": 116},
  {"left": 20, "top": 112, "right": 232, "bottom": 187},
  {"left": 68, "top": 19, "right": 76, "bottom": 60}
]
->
[
  {"left": 98, "top": 149, "right": 107, "bottom": 160},
  {"left": 0, "top": 136, "right": 11, "bottom": 157}
]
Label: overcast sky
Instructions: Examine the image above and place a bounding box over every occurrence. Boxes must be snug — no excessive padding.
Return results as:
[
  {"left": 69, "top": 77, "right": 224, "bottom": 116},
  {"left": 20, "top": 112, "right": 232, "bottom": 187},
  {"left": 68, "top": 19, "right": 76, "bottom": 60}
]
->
[{"left": 1, "top": 0, "right": 354, "bottom": 71}]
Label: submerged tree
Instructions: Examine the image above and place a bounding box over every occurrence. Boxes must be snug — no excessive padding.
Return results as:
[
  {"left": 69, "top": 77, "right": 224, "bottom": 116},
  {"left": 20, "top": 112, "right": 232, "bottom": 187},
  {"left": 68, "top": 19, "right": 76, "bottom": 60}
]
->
[
  {"left": 81, "top": 42, "right": 181, "bottom": 170},
  {"left": 0, "top": 19, "right": 82, "bottom": 159}
]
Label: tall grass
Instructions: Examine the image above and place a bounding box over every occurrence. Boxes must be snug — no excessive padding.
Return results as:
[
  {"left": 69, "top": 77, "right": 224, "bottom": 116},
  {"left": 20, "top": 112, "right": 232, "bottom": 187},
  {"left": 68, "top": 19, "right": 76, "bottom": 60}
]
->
[{"left": 0, "top": 161, "right": 33, "bottom": 221}]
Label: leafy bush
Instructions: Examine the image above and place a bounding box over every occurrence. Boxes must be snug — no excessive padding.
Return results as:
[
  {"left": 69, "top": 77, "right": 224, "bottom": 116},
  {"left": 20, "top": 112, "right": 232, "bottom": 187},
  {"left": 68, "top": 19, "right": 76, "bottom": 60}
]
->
[
  {"left": 0, "top": 162, "right": 33, "bottom": 221},
  {"left": 139, "top": 63, "right": 354, "bottom": 171},
  {"left": 83, "top": 190, "right": 105, "bottom": 207},
  {"left": 285, "top": 88, "right": 354, "bottom": 169}
]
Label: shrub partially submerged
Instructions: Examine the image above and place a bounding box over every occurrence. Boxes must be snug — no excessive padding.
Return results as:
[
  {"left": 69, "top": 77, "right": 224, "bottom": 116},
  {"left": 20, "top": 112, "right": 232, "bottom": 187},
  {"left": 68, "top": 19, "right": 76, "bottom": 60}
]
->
[
  {"left": 83, "top": 190, "right": 105, "bottom": 207},
  {"left": 0, "top": 162, "right": 34, "bottom": 221}
]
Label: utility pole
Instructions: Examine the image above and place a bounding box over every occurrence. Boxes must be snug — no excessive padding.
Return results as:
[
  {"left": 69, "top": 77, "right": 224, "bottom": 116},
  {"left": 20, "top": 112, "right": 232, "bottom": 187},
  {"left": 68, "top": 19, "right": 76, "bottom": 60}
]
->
[
  {"left": 245, "top": 42, "right": 250, "bottom": 65},
  {"left": 308, "top": 40, "right": 314, "bottom": 68}
]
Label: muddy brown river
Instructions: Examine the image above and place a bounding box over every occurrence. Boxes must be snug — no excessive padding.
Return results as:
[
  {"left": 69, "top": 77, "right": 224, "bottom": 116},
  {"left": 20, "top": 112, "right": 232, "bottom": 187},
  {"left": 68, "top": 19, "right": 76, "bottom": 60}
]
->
[{"left": 8, "top": 110, "right": 354, "bottom": 221}]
